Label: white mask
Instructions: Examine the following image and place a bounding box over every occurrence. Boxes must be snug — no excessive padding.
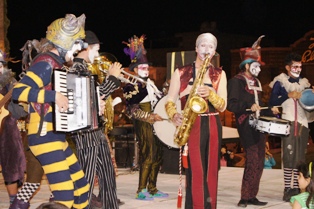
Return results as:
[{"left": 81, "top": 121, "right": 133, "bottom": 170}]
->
[
  {"left": 249, "top": 62, "right": 261, "bottom": 77},
  {"left": 137, "top": 64, "right": 149, "bottom": 78},
  {"left": 88, "top": 44, "right": 100, "bottom": 63},
  {"left": 196, "top": 41, "right": 216, "bottom": 61},
  {"left": 65, "top": 43, "right": 82, "bottom": 62},
  {"left": 290, "top": 63, "right": 302, "bottom": 78}
]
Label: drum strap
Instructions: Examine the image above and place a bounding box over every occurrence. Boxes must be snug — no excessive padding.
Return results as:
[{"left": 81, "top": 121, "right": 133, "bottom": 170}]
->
[
  {"left": 241, "top": 75, "right": 262, "bottom": 118},
  {"left": 294, "top": 100, "right": 298, "bottom": 136}
]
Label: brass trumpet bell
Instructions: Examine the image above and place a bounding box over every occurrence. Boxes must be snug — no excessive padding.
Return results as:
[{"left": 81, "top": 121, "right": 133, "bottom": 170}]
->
[
  {"left": 188, "top": 96, "right": 208, "bottom": 114},
  {"left": 90, "top": 52, "right": 118, "bottom": 83}
]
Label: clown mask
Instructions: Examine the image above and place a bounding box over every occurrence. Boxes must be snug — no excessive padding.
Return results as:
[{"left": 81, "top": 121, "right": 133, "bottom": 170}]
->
[
  {"left": 289, "top": 62, "right": 302, "bottom": 78},
  {"left": 137, "top": 64, "right": 149, "bottom": 78},
  {"left": 249, "top": 61, "right": 261, "bottom": 77}
]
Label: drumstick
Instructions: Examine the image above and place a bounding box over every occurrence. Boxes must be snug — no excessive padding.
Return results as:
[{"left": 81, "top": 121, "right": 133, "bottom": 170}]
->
[
  {"left": 161, "top": 118, "right": 171, "bottom": 121},
  {"left": 245, "top": 105, "right": 281, "bottom": 111}
]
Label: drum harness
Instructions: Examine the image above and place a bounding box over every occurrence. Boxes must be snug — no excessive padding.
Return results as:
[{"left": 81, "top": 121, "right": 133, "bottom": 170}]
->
[{"left": 242, "top": 75, "right": 262, "bottom": 126}]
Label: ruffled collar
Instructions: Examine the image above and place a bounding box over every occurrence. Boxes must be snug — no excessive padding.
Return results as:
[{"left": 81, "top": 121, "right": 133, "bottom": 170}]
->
[{"left": 269, "top": 73, "right": 310, "bottom": 92}]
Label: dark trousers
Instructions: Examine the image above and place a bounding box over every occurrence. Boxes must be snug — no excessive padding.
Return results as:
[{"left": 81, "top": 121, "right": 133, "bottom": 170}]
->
[{"left": 240, "top": 135, "right": 265, "bottom": 200}]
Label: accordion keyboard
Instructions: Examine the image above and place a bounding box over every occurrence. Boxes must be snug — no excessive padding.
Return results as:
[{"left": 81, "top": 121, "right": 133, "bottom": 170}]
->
[{"left": 54, "top": 70, "right": 91, "bottom": 132}]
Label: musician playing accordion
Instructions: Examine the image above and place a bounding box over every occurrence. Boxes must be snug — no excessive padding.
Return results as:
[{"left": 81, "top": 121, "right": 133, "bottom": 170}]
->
[{"left": 11, "top": 14, "right": 89, "bottom": 209}]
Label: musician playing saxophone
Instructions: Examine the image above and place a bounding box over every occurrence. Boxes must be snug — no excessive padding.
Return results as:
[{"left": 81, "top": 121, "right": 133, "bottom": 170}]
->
[
  {"left": 69, "top": 30, "right": 123, "bottom": 209},
  {"left": 165, "top": 33, "right": 227, "bottom": 209}
]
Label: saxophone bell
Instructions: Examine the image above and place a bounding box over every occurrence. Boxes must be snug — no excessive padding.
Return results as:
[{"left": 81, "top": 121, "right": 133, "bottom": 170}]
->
[{"left": 189, "top": 96, "right": 208, "bottom": 114}]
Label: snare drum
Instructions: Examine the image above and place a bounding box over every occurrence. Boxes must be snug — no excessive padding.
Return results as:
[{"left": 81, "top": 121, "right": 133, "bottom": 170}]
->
[
  {"left": 299, "top": 89, "right": 314, "bottom": 111},
  {"left": 153, "top": 96, "right": 181, "bottom": 149},
  {"left": 255, "top": 116, "right": 291, "bottom": 136}
]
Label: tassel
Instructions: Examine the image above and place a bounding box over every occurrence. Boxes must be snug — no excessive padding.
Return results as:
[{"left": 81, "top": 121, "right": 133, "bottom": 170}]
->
[{"left": 177, "top": 188, "right": 182, "bottom": 209}]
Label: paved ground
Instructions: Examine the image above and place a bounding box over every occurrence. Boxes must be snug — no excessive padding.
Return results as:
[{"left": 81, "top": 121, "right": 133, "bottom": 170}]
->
[
  {"left": 0, "top": 167, "right": 292, "bottom": 209},
  {"left": 3, "top": 137, "right": 314, "bottom": 209}
]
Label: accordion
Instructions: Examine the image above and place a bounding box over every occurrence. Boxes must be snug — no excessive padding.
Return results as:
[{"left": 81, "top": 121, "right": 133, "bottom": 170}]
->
[{"left": 53, "top": 69, "right": 101, "bottom": 132}]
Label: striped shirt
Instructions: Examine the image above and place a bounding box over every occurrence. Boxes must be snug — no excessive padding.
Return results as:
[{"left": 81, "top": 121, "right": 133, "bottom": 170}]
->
[{"left": 291, "top": 192, "right": 314, "bottom": 209}]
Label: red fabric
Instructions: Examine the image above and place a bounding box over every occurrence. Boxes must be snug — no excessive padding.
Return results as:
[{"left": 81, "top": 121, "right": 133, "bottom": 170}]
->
[
  {"left": 189, "top": 115, "right": 219, "bottom": 209},
  {"left": 208, "top": 115, "right": 219, "bottom": 209},
  {"left": 189, "top": 117, "right": 204, "bottom": 209},
  {"left": 31, "top": 53, "right": 62, "bottom": 115}
]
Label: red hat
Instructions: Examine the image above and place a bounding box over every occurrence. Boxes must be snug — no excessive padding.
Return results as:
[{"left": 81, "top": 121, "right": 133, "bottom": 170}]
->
[{"left": 239, "top": 35, "right": 265, "bottom": 69}]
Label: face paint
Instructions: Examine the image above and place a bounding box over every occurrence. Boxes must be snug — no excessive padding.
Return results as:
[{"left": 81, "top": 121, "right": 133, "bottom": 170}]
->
[
  {"left": 65, "top": 42, "right": 82, "bottom": 62},
  {"left": 290, "top": 63, "right": 302, "bottom": 78},
  {"left": 196, "top": 41, "right": 216, "bottom": 61},
  {"left": 137, "top": 64, "right": 149, "bottom": 78},
  {"left": 249, "top": 62, "right": 261, "bottom": 77},
  {"left": 88, "top": 44, "right": 100, "bottom": 63}
]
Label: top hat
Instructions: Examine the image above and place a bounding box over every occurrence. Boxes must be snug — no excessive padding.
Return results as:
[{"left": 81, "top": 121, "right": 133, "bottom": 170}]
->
[
  {"left": 239, "top": 35, "right": 265, "bottom": 69},
  {"left": 123, "top": 34, "right": 150, "bottom": 71}
]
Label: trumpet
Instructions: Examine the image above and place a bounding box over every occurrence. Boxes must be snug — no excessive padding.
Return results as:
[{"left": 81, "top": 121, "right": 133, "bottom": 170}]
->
[{"left": 91, "top": 54, "right": 147, "bottom": 85}]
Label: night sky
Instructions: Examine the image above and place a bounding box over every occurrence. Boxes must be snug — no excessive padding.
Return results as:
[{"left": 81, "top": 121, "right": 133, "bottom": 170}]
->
[{"left": 6, "top": 0, "right": 314, "bottom": 73}]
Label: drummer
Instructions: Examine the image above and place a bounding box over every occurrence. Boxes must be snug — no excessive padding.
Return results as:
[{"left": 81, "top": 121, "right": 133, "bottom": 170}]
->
[
  {"left": 269, "top": 52, "right": 312, "bottom": 202},
  {"left": 227, "top": 36, "right": 280, "bottom": 208}
]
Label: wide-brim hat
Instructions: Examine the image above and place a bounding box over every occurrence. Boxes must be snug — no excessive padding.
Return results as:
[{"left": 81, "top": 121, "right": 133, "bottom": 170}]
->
[{"left": 239, "top": 35, "right": 265, "bottom": 69}]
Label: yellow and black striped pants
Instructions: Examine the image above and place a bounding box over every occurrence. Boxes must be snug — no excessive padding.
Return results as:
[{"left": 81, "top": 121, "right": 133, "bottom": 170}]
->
[{"left": 28, "top": 131, "right": 90, "bottom": 208}]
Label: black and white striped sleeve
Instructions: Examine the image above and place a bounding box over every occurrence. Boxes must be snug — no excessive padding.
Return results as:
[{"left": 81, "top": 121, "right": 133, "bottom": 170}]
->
[{"left": 98, "top": 75, "right": 121, "bottom": 100}]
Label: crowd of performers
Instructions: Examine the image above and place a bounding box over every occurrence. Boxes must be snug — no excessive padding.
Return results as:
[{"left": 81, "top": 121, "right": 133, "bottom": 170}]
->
[{"left": 0, "top": 12, "right": 314, "bottom": 209}]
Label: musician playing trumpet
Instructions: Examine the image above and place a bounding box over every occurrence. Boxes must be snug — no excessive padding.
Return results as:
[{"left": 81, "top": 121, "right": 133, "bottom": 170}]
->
[
  {"left": 165, "top": 33, "right": 227, "bottom": 209},
  {"left": 69, "top": 30, "right": 123, "bottom": 209},
  {"left": 123, "top": 35, "right": 168, "bottom": 201}
]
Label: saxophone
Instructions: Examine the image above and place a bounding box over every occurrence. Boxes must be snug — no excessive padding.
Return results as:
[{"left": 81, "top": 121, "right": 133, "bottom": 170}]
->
[{"left": 174, "top": 54, "right": 211, "bottom": 146}]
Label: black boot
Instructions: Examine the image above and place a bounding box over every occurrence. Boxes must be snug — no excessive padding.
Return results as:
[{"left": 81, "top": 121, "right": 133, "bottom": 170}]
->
[
  {"left": 283, "top": 188, "right": 291, "bottom": 202},
  {"left": 290, "top": 188, "right": 300, "bottom": 197},
  {"left": 247, "top": 198, "right": 267, "bottom": 206}
]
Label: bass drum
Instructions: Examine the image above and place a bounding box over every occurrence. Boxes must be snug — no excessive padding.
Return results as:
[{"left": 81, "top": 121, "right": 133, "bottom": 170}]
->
[
  {"left": 299, "top": 88, "right": 314, "bottom": 111},
  {"left": 153, "top": 96, "right": 181, "bottom": 149}
]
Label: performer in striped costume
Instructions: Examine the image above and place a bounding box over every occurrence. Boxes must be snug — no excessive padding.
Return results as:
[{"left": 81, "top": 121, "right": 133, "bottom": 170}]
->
[
  {"left": 70, "top": 30, "right": 122, "bottom": 209},
  {"left": 11, "top": 14, "right": 89, "bottom": 209}
]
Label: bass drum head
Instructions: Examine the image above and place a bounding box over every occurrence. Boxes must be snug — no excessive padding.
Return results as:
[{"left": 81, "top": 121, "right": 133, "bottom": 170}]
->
[
  {"left": 299, "top": 89, "right": 314, "bottom": 111},
  {"left": 153, "top": 96, "right": 181, "bottom": 149}
]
